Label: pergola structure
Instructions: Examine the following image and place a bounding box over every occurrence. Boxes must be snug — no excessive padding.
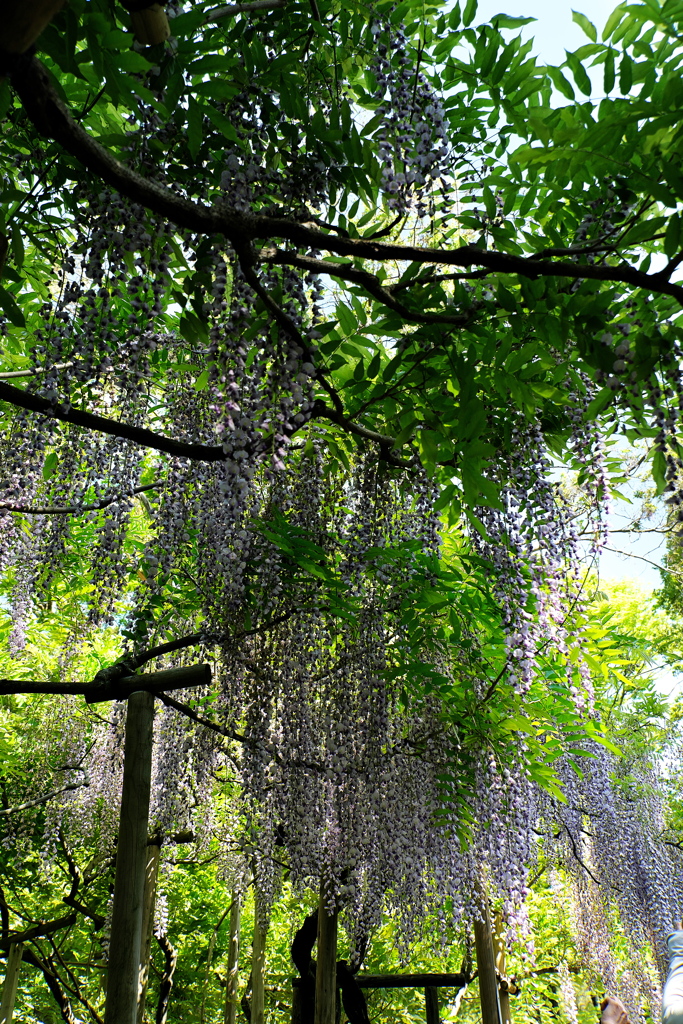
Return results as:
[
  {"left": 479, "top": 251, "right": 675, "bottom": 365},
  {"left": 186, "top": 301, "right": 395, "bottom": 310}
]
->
[{"left": 0, "top": 662, "right": 210, "bottom": 1024}]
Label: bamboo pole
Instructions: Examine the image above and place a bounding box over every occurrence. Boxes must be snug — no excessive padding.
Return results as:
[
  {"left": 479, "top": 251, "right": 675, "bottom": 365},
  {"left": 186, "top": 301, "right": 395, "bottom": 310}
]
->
[
  {"left": 0, "top": 943, "right": 24, "bottom": 1024},
  {"left": 136, "top": 838, "right": 161, "bottom": 1024},
  {"left": 314, "top": 885, "right": 338, "bottom": 1024},
  {"left": 224, "top": 893, "right": 242, "bottom": 1024},
  {"left": 104, "top": 691, "right": 155, "bottom": 1024},
  {"left": 251, "top": 905, "right": 268, "bottom": 1024},
  {"left": 473, "top": 889, "right": 502, "bottom": 1024}
]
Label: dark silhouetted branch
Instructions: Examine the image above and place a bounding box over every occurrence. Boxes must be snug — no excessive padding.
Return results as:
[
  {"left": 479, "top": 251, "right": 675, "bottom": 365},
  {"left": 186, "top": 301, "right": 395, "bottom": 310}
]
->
[
  {"left": 0, "top": 482, "right": 162, "bottom": 515},
  {"left": 8, "top": 56, "right": 683, "bottom": 308},
  {"left": 0, "top": 775, "right": 89, "bottom": 815}
]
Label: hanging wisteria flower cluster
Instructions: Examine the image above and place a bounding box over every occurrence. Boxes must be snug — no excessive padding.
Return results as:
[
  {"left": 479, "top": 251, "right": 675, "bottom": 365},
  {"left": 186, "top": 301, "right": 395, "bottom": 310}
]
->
[
  {"left": 368, "top": 18, "right": 451, "bottom": 215},
  {"left": 4, "top": 0, "right": 683, "bottom": 1002},
  {"left": 536, "top": 741, "right": 683, "bottom": 1021},
  {"left": 469, "top": 413, "right": 595, "bottom": 706}
]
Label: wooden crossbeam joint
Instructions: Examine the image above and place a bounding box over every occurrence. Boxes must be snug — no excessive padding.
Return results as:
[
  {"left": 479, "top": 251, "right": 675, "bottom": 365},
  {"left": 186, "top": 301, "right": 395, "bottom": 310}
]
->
[{"left": 85, "top": 663, "right": 211, "bottom": 703}]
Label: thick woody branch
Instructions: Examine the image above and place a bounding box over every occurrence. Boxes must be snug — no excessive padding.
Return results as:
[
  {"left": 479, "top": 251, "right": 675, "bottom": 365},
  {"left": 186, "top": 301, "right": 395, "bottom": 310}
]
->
[
  {"left": 0, "top": 913, "right": 78, "bottom": 948},
  {"left": 203, "top": 0, "right": 288, "bottom": 21},
  {"left": 0, "top": 482, "right": 162, "bottom": 515},
  {"left": 17, "top": 947, "right": 78, "bottom": 1024},
  {"left": 260, "top": 248, "right": 477, "bottom": 326},
  {"left": 237, "top": 256, "right": 348, "bottom": 417},
  {"left": 0, "top": 776, "right": 89, "bottom": 815},
  {"left": 311, "top": 399, "right": 411, "bottom": 466},
  {"left": 8, "top": 56, "right": 683, "bottom": 307},
  {"left": 119, "top": 610, "right": 298, "bottom": 673},
  {"left": 0, "top": 381, "right": 226, "bottom": 461},
  {"left": 0, "top": 378, "right": 407, "bottom": 465},
  {"left": 155, "top": 690, "right": 245, "bottom": 742},
  {"left": 156, "top": 933, "right": 178, "bottom": 1024}
]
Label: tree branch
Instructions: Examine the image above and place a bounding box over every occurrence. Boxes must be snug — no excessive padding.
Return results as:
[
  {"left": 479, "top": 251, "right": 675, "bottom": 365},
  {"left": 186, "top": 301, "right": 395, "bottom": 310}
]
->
[
  {"left": 202, "top": 0, "right": 288, "bottom": 21},
  {"left": 19, "top": 946, "right": 78, "bottom": 1024},
  {"left": 0, "top": 381, "right": 226, "bottom": 461},
  {"left": 602, "top": 545, "right": 683, "bottom": 577},
  {"left": 562, "top": 821, "right": 604, "bottom": 888},
  {"left": 155, "top": 933, "right": 178, "bottom": 1024},
  {"left": 0, "top": 360, "right": 75, "bottom": 379},
  {"left": 260, "top": 248, "right": 477, "bottom": 326},
  {"left": 0, "top": 913, "right": 78, "bottom": 948},
  {"left": 8, "top": 55, "right": 683, "bottom": 308},
  {"left": 311, "top": 399, "right": 411, "bottom": 465},
  {"left": 0, "top": 776, "right": 89, "bottom": 815},
  {"left": 155, "top": 690, "right": 245, "bottom": 743},
  {"left": 119, "top": 610, "right": 298, "bottom": 673},
  {"left": 0, "top": 369, "right": 405, "bottom": 465},
  {"left": 237, "top": 254, "right": 347, "bottom": 416},
  {"left": 0, "top": 482, "right": 162, "bottom": 515}
]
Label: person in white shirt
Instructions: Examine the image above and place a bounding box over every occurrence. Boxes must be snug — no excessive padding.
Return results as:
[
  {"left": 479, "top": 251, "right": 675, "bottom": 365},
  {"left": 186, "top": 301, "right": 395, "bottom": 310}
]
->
[{"left": 663, "top": 928, "right": 683, "bottom": 1024}]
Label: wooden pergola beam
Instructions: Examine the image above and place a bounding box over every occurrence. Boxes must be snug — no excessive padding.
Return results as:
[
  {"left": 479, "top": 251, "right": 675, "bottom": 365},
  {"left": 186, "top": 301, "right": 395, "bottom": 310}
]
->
[
  {"left": 0, "top": 664, "right": 211, "bottom": 702},
  {"left": 292, "top": 972, "right": 472, "bottom": 990}
]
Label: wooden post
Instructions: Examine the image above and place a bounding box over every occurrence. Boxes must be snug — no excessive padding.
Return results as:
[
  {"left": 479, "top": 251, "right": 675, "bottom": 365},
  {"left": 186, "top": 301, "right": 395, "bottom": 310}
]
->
[
  {"left": 0, "top": 943, "right": 24, "bottom": 1024},
  {"left": 314, "top": 884, "right": 338, "bottom": 1024},
  {"left": 493, "top": 913, "right": 511, "bottom": 1024},
  {"left": 425, "top": 986, "right": 439, "bottom": 1024},
  {"left": 224, "top": 893, "right": 242, "bottom": 1024},
  {"left": 291, "top": 984, "right": 302, "bottom": 1024},
  {"left": 473, "top": 889, "right": 502, "bottom": 1024},
  {"left": 251, "top": 904, "right": 268, "bottom": 1024},
  {"left": 104, "top": 691, "right": 155, "bottom": 1024},
  {"left": 136, "top": 837, "right": 161, "bottom": 1024}
]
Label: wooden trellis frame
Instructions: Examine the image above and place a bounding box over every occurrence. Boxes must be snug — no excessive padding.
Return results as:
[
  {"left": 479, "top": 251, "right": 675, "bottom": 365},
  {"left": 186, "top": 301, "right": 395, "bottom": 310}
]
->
[
  {"left": 292, "top": 971, "right": 472, "bottom": 1024},
  {"left": 0, "top": 663, "right": 210, "bottom": 1024}
]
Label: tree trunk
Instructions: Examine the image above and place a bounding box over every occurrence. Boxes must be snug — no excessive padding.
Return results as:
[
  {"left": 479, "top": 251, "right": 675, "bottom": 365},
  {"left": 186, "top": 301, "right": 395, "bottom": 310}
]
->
[
  {"left": 0, "top": 942, "right": 23, "bottom": 1024},
  {"left": 155, "top": 934, "right": 177, "bottom": 1024},
  {"left": 105, "top": 691, "right": 155, "bottom": 1024},
  {"left": 493, "top": 913, "right": 511, "bottom": 1024},
  {"left": 473, "top": 889, "right": 502, "bottom": 1024},
  {"left": 224, "top": 893, "right": 242, "bottom": 1024},
  {"left": 314, "top": 885, "right": 338, "bottom": 1024},
  {"left": 251, "top": 904, "right": 268, "bottom": 1024},
  {"left": 137, "top": 838, "right": 161, "bottom": 1024},
  {"left": 20, "top": 947, "right": 77, "bottom": 1024}
]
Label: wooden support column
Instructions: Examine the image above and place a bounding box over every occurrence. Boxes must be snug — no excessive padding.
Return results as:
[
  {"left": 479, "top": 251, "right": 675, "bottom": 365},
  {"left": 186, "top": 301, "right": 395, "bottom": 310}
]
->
[
  {"left": 251, "top": 904, "right": 268, "bottom": 1024},
  {"left": 493, "top": 913, "right": 511, "bottom": 1024},
  {"left": 0, "top": 943, "right": 24, "bottom": 1024},
  {"left": 224, "top": 893, "right": 242, "bottom": 1024},
  {"left": 291, "top": 983, "right": 302, "bottom": 1024},
  {"left": 314, "top": 885, "right": 338, "bottom": 1024},
  {"left": 104, "top": 691, "right": 155, "bottom": 1024},
  {"left": 136, "top": 837, "right": 161, "bottom": 1024},
  {"left": 425, "top": 986, "right": 439, "bottom": 1024},
  {"left": 473, "top": 890, "right": 502, "bottom": 1024}
]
